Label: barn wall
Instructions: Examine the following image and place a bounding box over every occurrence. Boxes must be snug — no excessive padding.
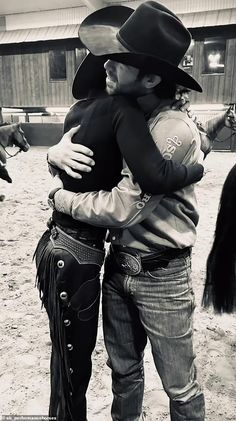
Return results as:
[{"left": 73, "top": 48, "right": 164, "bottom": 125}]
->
[
  {"left": 0, "top": 26, "right": 235, "bottom": 108},
  {"left": 0, "top": 39, "right": 82, "bottom": 107},
  {"left": 189, "top": 25, "right": 236, "bottom": 104}
]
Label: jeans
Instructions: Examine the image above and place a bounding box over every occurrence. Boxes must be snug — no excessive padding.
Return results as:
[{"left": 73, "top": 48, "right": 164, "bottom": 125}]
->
[
  {"left": 102, "top": 251, "right": 205, "bottom": 421},
  {"left": 35, "top": 225, "right": 105, "bottom": 421}
]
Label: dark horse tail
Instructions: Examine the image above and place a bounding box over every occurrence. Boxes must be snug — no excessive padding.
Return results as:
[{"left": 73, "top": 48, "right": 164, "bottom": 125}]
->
[{"left": 202, "top": 163, "right": 236, "bottom": 313}]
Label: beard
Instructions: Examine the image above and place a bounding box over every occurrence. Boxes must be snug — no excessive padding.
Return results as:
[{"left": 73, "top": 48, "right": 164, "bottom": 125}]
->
[{"left": 106, "top": 77, "right": 144, "bottom": 97}]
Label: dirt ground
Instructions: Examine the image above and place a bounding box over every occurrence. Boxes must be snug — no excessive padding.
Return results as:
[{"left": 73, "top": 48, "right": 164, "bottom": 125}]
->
[{"left": 0, "top": 147, "right": 236, "bottom": 420}]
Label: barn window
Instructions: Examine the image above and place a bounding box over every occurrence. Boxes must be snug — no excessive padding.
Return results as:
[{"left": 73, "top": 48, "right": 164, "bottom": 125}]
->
[
  {"left": 181, "top": 40, "right": 194, "bottom": 73},
  {"left": 49, "top": 50, "right": 67, "bottom": 80},
  {"left": 203, "top": 38, "right": 226, "bottom": 74}
]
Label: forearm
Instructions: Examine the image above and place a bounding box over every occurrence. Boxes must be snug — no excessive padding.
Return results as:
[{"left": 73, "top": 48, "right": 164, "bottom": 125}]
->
[
  {"left": 53, "top": 114, "right": 203, "bottom": 229},
  {"left": 115, "top": 98, "right": 203, "bottom": 194},
  {"left": 54, "top": 170, "right": 160, "bottom": 228}
]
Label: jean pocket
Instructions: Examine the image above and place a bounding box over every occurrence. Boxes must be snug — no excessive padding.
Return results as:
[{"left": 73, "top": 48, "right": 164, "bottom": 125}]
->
[
  {"left": 70, "top": 274, "right": 101, "bottom": 321},
  {"left": 146, "top": 256, "right": 191, "bottom": 280}
]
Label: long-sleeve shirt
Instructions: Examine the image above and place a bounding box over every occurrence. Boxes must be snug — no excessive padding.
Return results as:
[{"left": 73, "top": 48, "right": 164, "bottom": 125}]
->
[
  {"left": 52, "top": 93, "right": 203, "bottom": 230},
  {"left": 54, "top": 107, "right": 203, "bottom": 254}
]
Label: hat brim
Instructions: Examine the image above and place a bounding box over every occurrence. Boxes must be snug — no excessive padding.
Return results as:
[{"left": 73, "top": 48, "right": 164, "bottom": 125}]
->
[
  {"left": 72, "top": 53, "right": 108, "bottom": 99},
  {"left": 72, "top": 50, "right": 202, "bottom": 100},
  {"left": 79, "top": 6, "right": 133, "bottom": 55},
  {"left": 109, "top": 53, "right": 202, "bottom": 93},
  {"left": 79, "top": 6, "right": 202, "bottom": 93}
]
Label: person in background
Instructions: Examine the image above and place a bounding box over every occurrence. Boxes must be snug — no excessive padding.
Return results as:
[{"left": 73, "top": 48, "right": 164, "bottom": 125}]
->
[{"left": 174, "top": 87, "right": 236, "bottom": 158}]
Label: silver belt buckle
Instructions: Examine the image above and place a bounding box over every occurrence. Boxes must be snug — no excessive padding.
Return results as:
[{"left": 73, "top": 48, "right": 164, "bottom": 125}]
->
[{"left": 117, "top": 252, "right": 141, "bottom": 276}]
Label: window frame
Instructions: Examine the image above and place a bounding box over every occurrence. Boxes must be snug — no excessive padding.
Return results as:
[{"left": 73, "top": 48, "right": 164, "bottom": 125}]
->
[
  {"left": 202, "top": 37, "right": 226, "bottom": 75},
  {"left": 49, "top": 49, "right": 67, "bottom": 82}
]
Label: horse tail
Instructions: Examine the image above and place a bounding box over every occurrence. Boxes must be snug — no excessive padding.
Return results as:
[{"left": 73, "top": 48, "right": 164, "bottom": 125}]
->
[
  {"left": 202, "top": 235, "right": 236, "bottom": 313},
  {"left": 202, "top": 163, "right": 236, "bottom": 313}
]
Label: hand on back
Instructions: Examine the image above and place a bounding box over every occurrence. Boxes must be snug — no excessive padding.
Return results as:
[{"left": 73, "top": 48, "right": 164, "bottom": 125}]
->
[{"left": 48, "top": 125, "right": 95, "bottom": 179}]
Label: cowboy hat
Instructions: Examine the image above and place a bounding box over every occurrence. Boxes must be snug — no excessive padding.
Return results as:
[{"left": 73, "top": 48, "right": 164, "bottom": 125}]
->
[
  {"left": 77, "top": 1, "right": 202, "bottom": 93},
  {"left": 72, "top": 53, "right": 107, "bottom": 99},
  {"left": 72, "top": 5, "right": 134, "bottom": 99}
]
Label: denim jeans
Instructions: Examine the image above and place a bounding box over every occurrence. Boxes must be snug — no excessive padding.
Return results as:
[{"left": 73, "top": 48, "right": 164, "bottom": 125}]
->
[{"left": 102, "top": 251, "right": 205, "bottom": 421}]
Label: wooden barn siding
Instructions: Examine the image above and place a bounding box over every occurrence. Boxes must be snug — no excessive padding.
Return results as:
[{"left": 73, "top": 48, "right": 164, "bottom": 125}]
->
[
  {"left": 190, "top": 41, "right": 226, "bottom": 104},
  {"left": 189, "top": 26, "right": 236, "bottom": 104},
  {"left": 0, "top": 30, "right": 235, "bottom": 107},
  {"left": 0, "top": 42, "right": 78, "bottom": 107},
  {"left": 223, "top": 38, "right": 236, "bottom": 103}
]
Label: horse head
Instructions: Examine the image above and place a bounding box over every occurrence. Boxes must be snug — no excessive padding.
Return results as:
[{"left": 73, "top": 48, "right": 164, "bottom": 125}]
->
[
  {"left": 11, "top": 123, "right": 30, "bottom": 152},
  {"left": 0, "top": 123, "right": 30, "bottom": 184}
]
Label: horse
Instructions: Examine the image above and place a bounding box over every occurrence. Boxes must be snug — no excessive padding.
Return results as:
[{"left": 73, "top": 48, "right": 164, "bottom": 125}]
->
[
  {"left": 0, "top": 123, "right": 30, "bottom": 184},
  {"left": 196, "top": 106, "right": 236, "bottom": 158},
  {"left": 175, "top": 88, "right": 236, "bottom": 158},
  {"left": 202, "top": 162, "right": 236, "bottom": 313}
]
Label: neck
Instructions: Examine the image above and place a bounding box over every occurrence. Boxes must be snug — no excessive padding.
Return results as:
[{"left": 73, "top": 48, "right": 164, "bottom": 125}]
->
[
  {"left": 138, "top": 93, "right": 173, "bottom": 118},
  {"left": 205, "top": 113, "right": 226, "bottom": 140},
  {"left": 0, "top": 124, "right": 16, "bottom": 147}
]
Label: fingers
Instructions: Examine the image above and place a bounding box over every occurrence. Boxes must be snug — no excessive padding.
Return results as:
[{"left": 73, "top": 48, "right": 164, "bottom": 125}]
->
[
  {"left": 68, "top": 152, "right": 95, "bottom": 166},
  {"left": 65, "top": 126, "right": 95, "bottom": 156},
  {"left": 61, "top": 133, "right": 94, "bottom": 157},
  {"left": 66, "top": 158, "right": 94, "bottom": 173},
  {"left": 70, "top": 143, "right": 94, "bottom": 156},
  {"left": 62, "top": 157, "right": 95, "bottom": 179},
  {"left": 64, "top": 166, "right": 82, "bottom": 179},
  {"left": 61, "top": 126, "right": 81, "bottom": 144},
  {"left": 68, "top": 125, "right": 81, "bottom": 135}
]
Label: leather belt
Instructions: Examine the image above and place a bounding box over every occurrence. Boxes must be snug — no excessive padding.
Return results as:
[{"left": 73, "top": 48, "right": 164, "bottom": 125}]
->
[
  {"left": 50, "top": 225, "right": 105, "bottom": 267},
  {"left": 111, "top": 246, "right": 191, "bottom": 276}
]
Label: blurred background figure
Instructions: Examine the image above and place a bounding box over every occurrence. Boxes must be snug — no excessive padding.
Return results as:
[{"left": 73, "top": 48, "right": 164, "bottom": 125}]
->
[{"left": 174, "top": 87, "right": 236, "bottom": 158}]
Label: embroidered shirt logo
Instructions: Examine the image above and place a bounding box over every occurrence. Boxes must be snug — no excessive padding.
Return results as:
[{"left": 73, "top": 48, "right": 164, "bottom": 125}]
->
[
  {"left": 136, "top": 193, "right": 152, "bottom": 210},
  {"left": 163, "top": 135, "right": 182, "bottom": 160}
]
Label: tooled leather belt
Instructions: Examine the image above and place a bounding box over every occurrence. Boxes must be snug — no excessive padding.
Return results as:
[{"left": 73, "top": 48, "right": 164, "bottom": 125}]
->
[
  {"left": 110, "top": 245, "right": 191, "bottom": 276},
  {"left": 50, "top": 225, "right": 105, "bottom": 267}
]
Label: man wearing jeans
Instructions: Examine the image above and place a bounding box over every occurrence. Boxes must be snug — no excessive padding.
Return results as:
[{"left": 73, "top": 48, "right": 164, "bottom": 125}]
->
[{"left": 51, "top": 101, "right": 204, "bottom": 420}]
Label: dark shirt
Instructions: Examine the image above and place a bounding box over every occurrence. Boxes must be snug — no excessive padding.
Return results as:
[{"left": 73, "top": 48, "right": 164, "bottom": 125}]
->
[{"left": 52, "top": 93, "right": 203, "bottom": 230}]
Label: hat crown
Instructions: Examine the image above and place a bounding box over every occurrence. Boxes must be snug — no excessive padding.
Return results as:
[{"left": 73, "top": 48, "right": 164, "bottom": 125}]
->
[{"left": 118, "top": 1, "right": 191, "bottom": 66}]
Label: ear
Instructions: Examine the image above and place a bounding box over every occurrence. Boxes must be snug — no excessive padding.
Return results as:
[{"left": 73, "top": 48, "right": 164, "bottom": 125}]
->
[{"left": 142, "top": 74, "right": 162, "bottom": 89}]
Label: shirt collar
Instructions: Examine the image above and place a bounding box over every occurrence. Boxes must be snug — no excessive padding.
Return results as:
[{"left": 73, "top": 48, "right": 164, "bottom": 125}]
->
[{"left": 137, "top": 93, "right": 174, "bottom": 119}]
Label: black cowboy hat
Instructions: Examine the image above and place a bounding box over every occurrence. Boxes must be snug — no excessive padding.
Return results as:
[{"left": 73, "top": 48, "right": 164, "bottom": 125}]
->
[
  {"left": 75, "top": 1, "right": 202, "bottom": 95},
  {"left": 72, "top": 53, "right": 107, "bottom": 99},
  {"left": 72, "top": 5, "right": 134, "bottom": 99}
]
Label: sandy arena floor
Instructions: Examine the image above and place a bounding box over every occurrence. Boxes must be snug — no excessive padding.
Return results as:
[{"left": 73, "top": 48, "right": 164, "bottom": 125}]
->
[{"left": 0, "top": 147, "right": 236, "bottom": 420}]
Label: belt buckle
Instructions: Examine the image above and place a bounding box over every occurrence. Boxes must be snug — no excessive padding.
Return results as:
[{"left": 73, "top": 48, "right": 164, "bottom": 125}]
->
[{"left": 117, "top": 252, "right": 141, "bottom": 276}]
